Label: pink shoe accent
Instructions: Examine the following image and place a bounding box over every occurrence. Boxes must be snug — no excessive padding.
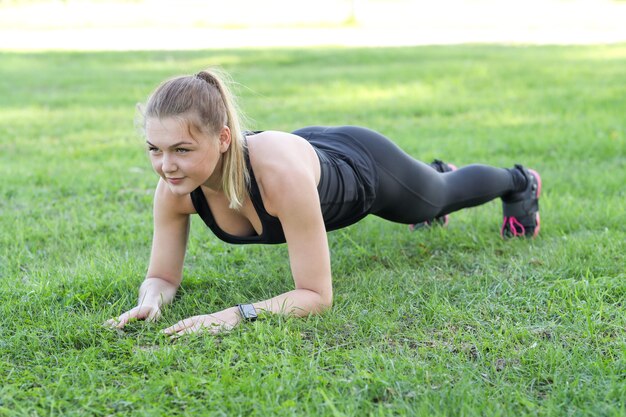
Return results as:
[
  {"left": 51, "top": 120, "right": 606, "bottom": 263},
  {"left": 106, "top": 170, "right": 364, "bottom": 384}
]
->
[
  {"left": 534, "top": 212, "right": 541, "bottom": 238},
  {"left": 500, "top": 168, "right": 542, "bottom": 238},
  {"left": 500, "top": 216, "right": 526, "bottom": 237}
]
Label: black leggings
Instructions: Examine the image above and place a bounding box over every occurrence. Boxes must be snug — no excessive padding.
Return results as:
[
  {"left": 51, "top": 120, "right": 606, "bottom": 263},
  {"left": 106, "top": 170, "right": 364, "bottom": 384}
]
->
[{"left": 334, "top": 126, "right": 521, "bottom": 224}]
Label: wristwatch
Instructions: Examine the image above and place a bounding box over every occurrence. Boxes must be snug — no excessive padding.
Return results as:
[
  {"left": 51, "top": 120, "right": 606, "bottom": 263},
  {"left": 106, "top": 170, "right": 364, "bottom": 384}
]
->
[{"left": 237, "top": 304, "right": 258, "bottom": 321}]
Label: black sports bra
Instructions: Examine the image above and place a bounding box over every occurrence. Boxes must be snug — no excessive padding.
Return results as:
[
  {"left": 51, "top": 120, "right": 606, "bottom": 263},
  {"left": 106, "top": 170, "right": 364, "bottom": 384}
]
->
[
  {"left": 190, "top": 150, "right": 286, "bottom": 244},
  {"left": 190, "top": 127, "right": 378, "bottom": 245}
]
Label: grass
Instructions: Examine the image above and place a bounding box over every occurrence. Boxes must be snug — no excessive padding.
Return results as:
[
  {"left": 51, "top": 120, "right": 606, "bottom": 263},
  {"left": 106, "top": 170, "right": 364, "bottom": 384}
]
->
[{"left": 0, "top": 45, "right": 625, "bottom": 416}]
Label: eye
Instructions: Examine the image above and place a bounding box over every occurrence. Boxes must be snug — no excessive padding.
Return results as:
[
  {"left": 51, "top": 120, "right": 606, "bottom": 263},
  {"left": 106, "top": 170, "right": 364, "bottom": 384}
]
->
[
  {"left": 175, "top": 148, "right": 190, "bottom": 154},
  {"left": 147, "top": 145, "right": 159, "bottom": 153}
]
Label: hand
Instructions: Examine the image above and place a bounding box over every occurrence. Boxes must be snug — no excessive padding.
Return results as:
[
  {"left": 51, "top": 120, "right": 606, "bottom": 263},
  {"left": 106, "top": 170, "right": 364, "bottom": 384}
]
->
[
  {"left": 162, "top": 307, "right": 240, "bottom": 337},
  {"left": 105, "top": 304, "right": 162, "bottom": 329}
]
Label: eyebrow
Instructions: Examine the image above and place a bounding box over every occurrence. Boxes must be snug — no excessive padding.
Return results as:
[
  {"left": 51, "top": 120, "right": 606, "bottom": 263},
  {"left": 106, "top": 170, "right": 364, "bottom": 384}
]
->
[{"left": 146, "top": 140, "right": 194, "bottom": 148}]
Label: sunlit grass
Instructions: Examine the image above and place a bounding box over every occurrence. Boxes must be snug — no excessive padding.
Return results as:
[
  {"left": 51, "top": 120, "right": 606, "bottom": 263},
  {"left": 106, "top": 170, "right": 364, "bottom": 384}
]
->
[{"left": 1, "top": 45, "right": 625, "bottom": 416}]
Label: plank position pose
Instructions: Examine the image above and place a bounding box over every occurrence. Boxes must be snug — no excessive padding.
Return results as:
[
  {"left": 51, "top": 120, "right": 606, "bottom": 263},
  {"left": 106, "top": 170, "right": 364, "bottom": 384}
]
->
[{"left": 107, "top": 69, "right": 541, "bottom": 336}]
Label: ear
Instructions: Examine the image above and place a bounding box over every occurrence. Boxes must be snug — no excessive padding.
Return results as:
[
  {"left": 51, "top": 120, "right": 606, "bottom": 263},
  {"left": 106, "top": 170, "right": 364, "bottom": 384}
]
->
[{"left": 218, "top": 126, "right": 231, "bottom": 153}]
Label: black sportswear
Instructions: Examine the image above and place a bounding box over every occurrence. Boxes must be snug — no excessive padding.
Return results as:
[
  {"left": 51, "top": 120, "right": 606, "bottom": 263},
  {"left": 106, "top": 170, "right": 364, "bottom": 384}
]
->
[{"left": 191, "top": 126, "right": 522, "bottom": 244}]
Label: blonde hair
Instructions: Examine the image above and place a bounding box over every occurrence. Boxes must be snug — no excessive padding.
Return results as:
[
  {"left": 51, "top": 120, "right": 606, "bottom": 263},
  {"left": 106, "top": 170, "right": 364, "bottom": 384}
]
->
[{"left": 142, "top": 68, "right": 249, "bottom": 210}]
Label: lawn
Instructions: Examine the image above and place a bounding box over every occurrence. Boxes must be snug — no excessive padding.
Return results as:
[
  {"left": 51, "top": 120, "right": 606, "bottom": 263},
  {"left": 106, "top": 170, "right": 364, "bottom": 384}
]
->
[{"left": 0, "top": 45, "right": 624, "bottom": 416}]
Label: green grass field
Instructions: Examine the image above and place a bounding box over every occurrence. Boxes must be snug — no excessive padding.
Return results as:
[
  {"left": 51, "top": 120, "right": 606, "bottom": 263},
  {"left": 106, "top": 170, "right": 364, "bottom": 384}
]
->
[{"left": 1, "top": 45, "right": 625, "bottom": 416}]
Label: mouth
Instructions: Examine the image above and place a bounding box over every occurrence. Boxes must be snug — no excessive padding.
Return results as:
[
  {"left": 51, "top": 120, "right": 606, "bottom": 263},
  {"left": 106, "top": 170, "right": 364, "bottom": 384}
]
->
[{"left": 166, "top": 177, "right": 185, "bottom": 184}]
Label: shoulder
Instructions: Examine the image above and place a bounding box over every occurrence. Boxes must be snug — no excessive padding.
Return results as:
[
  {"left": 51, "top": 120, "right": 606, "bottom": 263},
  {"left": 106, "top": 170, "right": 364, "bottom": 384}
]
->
[
  {"left": 246, "top": 131, "right": 320, "bottom": 213},
  {"left": 153, "top": 178, "right": 196, "bottom": 216},
  {"left": 247, "top": 130, "right": 315, "bottom": 160},
  {"left": 247, "top": 131, "right": 318, "bottom": 178}
]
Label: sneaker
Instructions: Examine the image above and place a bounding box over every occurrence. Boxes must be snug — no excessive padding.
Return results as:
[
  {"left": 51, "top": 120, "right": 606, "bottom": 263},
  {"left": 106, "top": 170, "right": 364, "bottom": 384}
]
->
[
  {"left": 501, "top": 165, "right": 542, "bottom": 238},
  {"left": 409, "top": 159, "right": 458, "bottom": 231}
]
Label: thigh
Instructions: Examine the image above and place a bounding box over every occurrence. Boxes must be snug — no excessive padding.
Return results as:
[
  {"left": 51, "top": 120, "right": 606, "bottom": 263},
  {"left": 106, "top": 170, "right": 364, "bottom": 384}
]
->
[{"left": 332, "top": 127, "right": 445, "bottom": 222}]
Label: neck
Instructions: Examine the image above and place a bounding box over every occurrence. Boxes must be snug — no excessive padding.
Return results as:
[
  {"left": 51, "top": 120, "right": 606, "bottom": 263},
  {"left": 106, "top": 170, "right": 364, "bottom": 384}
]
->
[{"left": 202, "top": 156, "right": 224, "bottom": 192}]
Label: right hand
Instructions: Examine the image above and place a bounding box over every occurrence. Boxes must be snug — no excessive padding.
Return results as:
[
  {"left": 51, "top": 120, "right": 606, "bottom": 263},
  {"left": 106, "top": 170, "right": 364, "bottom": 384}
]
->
[{"left": 105, "top": 304, "right": 162, "bottom": 329}]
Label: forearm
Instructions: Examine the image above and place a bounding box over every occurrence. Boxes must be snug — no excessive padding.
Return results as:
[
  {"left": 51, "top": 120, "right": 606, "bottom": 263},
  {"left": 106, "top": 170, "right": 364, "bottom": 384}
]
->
[
  {"left": 161, "top": 288, "right": 332, "bottom": 336},
  {"left": 138, "top": 277, "right": 179, "bottom": 307},
  {"left": 251, "top": 288, "right": 332, "bottom": 318}
]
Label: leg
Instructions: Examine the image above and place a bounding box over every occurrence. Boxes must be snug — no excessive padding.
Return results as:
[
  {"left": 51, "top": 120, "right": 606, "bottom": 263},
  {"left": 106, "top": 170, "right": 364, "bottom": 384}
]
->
[
  {"left": 374, "top": 163, "right": 522, "bottom": 224},
  {"left": 410, "top": 159, "right": 457, "bottom": 229},
  {"left": 335, "top": 127, "right": 525, "bottom": 224}
]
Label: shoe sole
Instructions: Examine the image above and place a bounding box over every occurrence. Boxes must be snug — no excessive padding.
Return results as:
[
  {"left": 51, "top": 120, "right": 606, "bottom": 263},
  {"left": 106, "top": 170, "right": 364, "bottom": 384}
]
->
[{"left": 528, "top": 168, "right": 542, "bottom": 238}]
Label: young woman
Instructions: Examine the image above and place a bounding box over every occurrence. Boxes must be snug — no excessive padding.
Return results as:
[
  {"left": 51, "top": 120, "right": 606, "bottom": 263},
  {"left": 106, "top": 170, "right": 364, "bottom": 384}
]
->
[{"left": 107, "top": 69, "right": 541, "bottom": 336}]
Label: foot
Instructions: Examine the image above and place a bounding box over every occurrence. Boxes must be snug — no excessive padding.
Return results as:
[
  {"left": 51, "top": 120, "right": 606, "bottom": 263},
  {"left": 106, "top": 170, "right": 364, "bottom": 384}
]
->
[
  {"left": 501, "top": 165, "right": 542, "bottom": 238},
  {"left": 409, "top": 159, "right": 458, "bottom": 231}
]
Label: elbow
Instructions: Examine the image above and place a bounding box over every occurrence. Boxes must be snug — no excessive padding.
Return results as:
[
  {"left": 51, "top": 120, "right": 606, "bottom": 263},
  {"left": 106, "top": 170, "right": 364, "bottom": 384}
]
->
[
  {"left": 300, "top": 289, "right": 332, "bottom": 315},
  {"left": 296, "top": 284, "right": 332, "bottom": 314},
  {"left": 318, "top": 292, "right": 333, "bottom": 313}
]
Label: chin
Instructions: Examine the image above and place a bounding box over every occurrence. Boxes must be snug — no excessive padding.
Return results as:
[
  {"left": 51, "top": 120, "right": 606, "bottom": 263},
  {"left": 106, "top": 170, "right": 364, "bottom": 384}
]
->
[{"left": 168, "top": 184, "right": 194, "bottom": 196}]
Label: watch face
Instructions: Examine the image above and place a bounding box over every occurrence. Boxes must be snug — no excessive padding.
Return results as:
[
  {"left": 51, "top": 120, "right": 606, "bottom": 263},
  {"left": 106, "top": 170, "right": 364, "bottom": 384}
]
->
[{"left": 239, "top": 304, "right": 258, "bottom": 321}]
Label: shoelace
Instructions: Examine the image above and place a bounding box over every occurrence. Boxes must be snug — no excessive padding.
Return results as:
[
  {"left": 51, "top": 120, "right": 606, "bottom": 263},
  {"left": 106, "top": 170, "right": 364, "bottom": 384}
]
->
[{"left": 501, "top": 216, "right": 526, "bottom": 237}]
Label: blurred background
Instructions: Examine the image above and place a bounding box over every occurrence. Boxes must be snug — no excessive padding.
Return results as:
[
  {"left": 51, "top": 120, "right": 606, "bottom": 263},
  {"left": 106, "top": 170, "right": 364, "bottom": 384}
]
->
[{"left": 1, "top": 0, "right": 626, "bottom": 50}]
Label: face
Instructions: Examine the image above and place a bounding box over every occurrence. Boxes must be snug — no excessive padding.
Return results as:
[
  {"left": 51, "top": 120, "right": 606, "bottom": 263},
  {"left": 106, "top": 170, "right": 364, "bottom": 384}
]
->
[{"left": 145, "top": 116, "right": 231, "bottom": 195}]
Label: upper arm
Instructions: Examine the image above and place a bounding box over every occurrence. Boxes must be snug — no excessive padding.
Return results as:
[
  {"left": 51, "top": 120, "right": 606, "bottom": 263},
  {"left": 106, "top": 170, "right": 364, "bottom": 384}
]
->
[
  {"left": 254, "top": 136, "right": 333, "bottom": 304},
  {"left": 276, "top": 173, "right": 333, "bottom": 304},
  {"left": 145, "top": 179, "right": 191, "bottom": 285}
]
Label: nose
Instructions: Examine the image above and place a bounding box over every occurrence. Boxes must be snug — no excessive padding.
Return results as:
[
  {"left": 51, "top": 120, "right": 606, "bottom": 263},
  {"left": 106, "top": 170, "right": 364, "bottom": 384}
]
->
[{"left": 161, "top": 153, "right": 177, "bottom": 174}]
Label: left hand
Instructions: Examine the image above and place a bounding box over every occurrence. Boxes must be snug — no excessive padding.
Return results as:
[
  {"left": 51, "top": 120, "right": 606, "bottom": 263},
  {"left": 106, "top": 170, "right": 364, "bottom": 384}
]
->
[{"left": 162, "top": 307, "right": 240, "bottom": 337}]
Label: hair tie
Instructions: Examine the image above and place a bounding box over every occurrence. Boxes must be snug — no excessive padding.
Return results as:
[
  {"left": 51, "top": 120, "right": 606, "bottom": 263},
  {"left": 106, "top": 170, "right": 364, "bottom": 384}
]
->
[{"left": 195, "top": 71, "right": 219, "bottom": 88}]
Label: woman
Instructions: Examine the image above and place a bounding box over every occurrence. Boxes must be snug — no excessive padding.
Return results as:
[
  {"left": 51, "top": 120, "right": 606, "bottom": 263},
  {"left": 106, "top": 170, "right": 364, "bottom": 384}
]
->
[{"left": 107, "top": 69, "right": 541, "bottom": 336}]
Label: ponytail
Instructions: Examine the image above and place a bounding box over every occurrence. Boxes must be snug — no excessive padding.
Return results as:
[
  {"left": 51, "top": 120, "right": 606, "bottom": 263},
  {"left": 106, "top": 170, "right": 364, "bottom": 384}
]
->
[{"left": 143, "top": 68, "right": 249, "bottom": 210}]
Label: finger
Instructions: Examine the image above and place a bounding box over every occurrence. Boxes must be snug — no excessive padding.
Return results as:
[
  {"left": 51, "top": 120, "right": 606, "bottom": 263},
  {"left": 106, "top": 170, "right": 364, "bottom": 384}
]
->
[
  {"left": 115, "top": 312, "right": 134, "bottom": 328},
  {"left": 104, "top": 318, "right": 118, "bottom": 327},
  {"left": 104, "top": 314, "right": 127, "bottom": 329},
  {"left": 163, "top": 318, "right": 195, "bottom": 335},
  {"left": 176, "top": 322, "right": 207, "bottom": 336},
  {"left": 176, "top": 320, "right": 227, "bottom": 337},
  {"left": 168, "top": 327, "right": 197, "bottom": 339},
  {"left": 147, "top": 308, "right": 161, "bottom": 322}
]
